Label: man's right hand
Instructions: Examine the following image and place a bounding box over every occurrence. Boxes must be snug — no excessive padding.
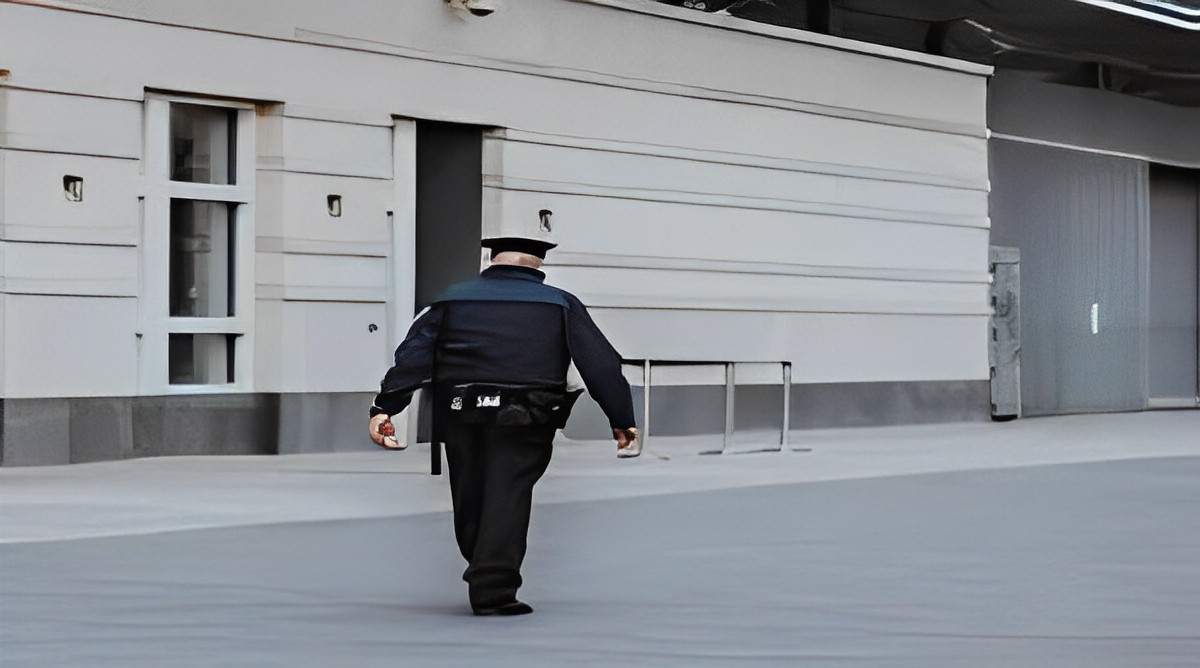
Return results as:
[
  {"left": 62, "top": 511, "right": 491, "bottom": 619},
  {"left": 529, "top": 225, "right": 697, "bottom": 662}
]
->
[
  {"left": 370, "top": 414, "right": 405, "bottom": 450},
  {"left": 614, "top": 427, "right": 640, "bottom": 458}
]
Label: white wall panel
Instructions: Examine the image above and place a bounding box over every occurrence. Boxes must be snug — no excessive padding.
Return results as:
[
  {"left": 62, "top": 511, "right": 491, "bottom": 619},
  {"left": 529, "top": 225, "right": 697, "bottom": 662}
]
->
[
  {"left": 0, "top": 89, "right": 141, "bottom": 159},
  {"left": 256, "top": 171, "right": 391, "bottom": 256},
  {"left": 0, "top": 294, "right": 6, "bottom": 396},
  {"left": 0, "top": 1, "right": 993, "bottom": 397},
  {"left": 0, "top": 145, "right": 7, "bottom": 229},
  {"left": 254, "top": 299, "right": 284, "bottom": 392},
  {"left": 259, "top": 116, "right": 392, "bottom": 179},
  {"left": 275, "top": 301, "right": 390, "bottom": 392},
  {"left": 268, "top": 254, "right": 388, "bottom": 303},
  {"left": 792, "top": 313, "right": 991, "bottom": 384},
  {"left": 485, "top": 137, "right": 988, "bottom": 225},
  {"left": 620, "top": 363, "right": 790, "bottom": 387},
  {"left": 255, "top": 252, "right": 285, "bottom": 300},
  {"left": 3, "top": 294, "right": 138, "bottom": 397},
  {"left": 0, "top": 5, "right": 988, "bottom": 186},
  {"left": 548, "top": 265, "right": 989, "bottom": 316},
  {"left": 503, "top": 189, "right": 989, "bottom": 272},
  {"left": 590, "top": 307, "right": 989, "bottom": 384},
  {"left": 1, "top": 241, "right": 137, "bottom": 297},
  {"left": 13, "top": 0, "right": 987, "bottom": 132},
  {"left": 1, "top": 150, "right": 139, "bottom": 245}
]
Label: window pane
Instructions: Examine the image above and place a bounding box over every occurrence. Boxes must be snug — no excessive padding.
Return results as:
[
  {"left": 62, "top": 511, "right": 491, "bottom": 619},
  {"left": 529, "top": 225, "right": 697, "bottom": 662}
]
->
[
  {"left": 170, "top": 200, "right": 236, "bottom": 318},
  {"left": 169, "top": 334, "right": 237, "bottom": 385},
  {"left": 170, "top": 103, "right": 237, "bottom": 184}
]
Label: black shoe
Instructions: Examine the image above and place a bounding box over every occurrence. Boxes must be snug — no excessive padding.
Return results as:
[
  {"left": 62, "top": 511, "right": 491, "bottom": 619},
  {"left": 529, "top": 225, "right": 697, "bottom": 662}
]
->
[{"left": 472, "top": 601, "right": 534, "bottom": 617}]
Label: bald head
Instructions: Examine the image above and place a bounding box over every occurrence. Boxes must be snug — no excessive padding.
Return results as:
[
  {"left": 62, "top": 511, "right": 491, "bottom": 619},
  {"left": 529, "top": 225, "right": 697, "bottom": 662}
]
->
[{"left": 490, "top": 251, "right": 544, "bottom": 269}]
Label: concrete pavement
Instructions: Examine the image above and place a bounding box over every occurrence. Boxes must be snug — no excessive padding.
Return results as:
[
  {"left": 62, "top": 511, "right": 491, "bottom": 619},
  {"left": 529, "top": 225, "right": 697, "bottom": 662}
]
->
[
  {"left": 2, "top": 411, "right": 1199, "bottom": 666},
  {"left": 3, "top": 411, "right": 1199, "bottom": 544}
]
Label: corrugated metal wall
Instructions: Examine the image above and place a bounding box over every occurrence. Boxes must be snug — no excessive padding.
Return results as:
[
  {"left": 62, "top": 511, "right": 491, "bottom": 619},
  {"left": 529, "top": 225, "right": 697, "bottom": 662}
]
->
[{"left": 989, "top": 139, "right": 1149, "bottom": 415}]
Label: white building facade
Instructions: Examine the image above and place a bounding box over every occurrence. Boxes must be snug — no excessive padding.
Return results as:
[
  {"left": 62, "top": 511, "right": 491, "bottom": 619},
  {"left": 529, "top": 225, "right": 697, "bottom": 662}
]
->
[{"left": 0, "top": 0, "right": 995, "bottom": 464}]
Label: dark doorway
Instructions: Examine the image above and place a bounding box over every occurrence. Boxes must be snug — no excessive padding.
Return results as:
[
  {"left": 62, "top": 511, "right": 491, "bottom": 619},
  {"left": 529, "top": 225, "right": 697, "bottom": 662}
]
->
[
  {"left": 414, "top": 121, "right": 485, "bottom": 313},
  {"left": 412, "top": 121, "right": 487, "bottom": 442},
  {"left": 1149, "top": 165, "right": 1200, "bottom": 406}
]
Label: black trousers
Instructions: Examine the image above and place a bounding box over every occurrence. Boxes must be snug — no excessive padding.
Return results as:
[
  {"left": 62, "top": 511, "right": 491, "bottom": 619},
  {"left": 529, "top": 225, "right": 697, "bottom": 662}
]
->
[{"left": 442, "top": 421, "right": 555, "bottom": 608}]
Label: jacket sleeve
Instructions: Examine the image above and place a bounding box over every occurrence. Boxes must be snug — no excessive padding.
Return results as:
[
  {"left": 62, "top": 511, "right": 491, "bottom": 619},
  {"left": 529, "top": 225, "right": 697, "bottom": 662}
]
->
[
  {"left": 564, "top": 295, "right": 636, "bottom": 430},
  {"left": 370, "top": 306, "right": 443, "bottom": 417}
]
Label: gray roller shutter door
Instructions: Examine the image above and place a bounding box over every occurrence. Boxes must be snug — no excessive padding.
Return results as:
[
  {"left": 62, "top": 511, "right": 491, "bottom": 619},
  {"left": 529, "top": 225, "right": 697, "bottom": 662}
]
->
[{"left": 989, "top": 139, "right": 1148, "bottom": 416}]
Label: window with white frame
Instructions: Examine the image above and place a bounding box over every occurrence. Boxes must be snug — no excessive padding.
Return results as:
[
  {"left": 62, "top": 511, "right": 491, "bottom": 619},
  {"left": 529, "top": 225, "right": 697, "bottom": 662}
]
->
[{"left": 141, "top": 96, "right": 255, "bottom": 393}]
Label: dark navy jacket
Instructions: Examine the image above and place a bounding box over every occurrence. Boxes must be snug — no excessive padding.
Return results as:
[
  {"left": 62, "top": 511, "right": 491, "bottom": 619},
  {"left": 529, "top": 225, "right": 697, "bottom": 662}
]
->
[{"left": 372, "top": 264, "right": 636, "bottom": 430}]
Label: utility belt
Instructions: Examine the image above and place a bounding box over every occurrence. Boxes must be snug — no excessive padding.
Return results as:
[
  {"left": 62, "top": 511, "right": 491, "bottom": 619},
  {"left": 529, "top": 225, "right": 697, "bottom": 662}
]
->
[{"left": 443, "top": 382, "right": 577, "bottom": 427}]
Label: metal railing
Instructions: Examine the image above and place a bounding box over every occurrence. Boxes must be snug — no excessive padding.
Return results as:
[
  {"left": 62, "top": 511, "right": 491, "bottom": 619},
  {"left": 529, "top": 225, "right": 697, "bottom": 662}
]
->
[
  {"left": 622, "top": 359, "right": 795, "bottom": 455},
  {"left": 427, "top": 359, "right": 798, "bottom": 474}
]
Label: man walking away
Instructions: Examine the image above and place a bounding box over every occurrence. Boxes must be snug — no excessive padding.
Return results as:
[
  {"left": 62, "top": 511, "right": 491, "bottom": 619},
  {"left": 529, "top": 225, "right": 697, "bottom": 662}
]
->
[{"left": 368, "top": 236, "right": 639, "bottom": 616}]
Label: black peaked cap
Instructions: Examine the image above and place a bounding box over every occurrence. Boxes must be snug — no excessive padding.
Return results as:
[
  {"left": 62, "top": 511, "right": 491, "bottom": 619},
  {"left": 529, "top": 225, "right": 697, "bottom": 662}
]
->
[{"left": 481, "top": 237, "right": 558, "bottom": 259}]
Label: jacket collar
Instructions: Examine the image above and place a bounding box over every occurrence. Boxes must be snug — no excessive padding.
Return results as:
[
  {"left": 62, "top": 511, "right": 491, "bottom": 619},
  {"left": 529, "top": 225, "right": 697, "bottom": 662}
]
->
[{"left": 481, "top": 264, "right": 546, "bottom": 283}]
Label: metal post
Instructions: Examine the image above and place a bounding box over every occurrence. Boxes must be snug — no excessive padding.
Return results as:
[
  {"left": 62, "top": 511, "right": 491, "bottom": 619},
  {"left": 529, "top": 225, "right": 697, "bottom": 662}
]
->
[
  {"left": 642, "top": 360, "right": 652, "bottom": 450},
  {"left": 781, "top": 362, "right": 792, "bottom": 452},
  {"left": 723, "top": 362, "right": 736, "bottom": 453}
]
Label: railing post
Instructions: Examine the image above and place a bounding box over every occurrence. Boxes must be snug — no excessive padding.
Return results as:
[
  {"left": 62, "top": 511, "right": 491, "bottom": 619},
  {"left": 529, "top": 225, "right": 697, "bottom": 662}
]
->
[
  {"left": 781, "top": 362, "right": 792, "bottom": 452},
  {"left": 642, "top": 360, "right": 652, "bottom": 450},
  {"left": 723, "top": 362, "right": 736, "bottom": 453}
]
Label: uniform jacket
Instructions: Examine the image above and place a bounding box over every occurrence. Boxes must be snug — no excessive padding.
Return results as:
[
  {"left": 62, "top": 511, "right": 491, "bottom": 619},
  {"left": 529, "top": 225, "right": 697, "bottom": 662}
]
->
[{"left": 372, "top": 264, "right": 636, "bottom": 431}]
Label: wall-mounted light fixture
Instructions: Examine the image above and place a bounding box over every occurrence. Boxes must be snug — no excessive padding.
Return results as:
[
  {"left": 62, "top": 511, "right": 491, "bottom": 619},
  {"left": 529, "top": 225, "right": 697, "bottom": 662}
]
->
[
  {"left": 538, "top": 209, "right": 553, "bottom": 232},
  {"left": 445, "top": 0, "right": 499, "bottom": 17},
  {"left": 327, "top": 194, "right": 342, "bottom": 217},
  {"left": 0, "top": 69, "right": 11, "bottom": 80},
  {"left": 63, "top": 175, "right": 84, "bottom": 202}
]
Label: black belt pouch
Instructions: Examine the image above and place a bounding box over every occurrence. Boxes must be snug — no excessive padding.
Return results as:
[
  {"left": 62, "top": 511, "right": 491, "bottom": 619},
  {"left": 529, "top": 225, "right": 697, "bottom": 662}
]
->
[{"left": 446, "top": 383, "right": 575, "bottom": 427}]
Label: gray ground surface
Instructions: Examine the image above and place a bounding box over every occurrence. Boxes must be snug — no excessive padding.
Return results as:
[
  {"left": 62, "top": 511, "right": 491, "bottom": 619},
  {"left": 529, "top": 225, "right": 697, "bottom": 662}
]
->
[{"left": 3, "top": 412, "right": 1199, "bottom": 666}]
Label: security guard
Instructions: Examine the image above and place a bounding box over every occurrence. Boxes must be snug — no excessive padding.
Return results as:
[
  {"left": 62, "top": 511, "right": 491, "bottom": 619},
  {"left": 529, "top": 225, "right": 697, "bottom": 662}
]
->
[{"left": 368, "top": 236, "right": 638, "bottom": 616}]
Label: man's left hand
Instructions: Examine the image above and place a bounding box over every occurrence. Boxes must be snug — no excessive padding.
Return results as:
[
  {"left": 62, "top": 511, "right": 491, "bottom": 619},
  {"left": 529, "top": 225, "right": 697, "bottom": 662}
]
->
[{"left": 369, "top": 414, "right": 405, "bottom": 450}]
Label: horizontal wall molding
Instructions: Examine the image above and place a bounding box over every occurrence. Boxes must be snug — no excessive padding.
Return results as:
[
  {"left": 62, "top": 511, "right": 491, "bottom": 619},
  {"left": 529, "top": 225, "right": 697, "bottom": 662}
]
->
[
  {"left": 0, "top": 282, "right": 138, "bottom": 297},
  {"left": 5, "top": 89, "right": 397, "bottom": 130},
  {"left": 256, "top": 237, "right": 387, "bottom": 258},
  {"left": 569, "top": 0, "right": 993, "bottom": 77},
  {"left": 282, "top": 106, "right": 396, "bottom": 128},
  {"left": 0, "top": 84, "right": 137, "bottom": 104},
  {"left": 0, "top": 225, "right": 138, "bottom": 247},
  {"left": 0, "top": 145, "right": 140, "bottom": 162},
  {"left": 584, "top": 301, "right": 991, "bottom": 317},
  {"left": 493, "top": 129, "right": 989, "bottom": 192},
  {"left": 990, "top": 132, "right": 1200, "bottom": 170},
  {"left": 5, "top": 7, "right": 986, "bottom": 137},
  {"left": 557, "top": 265, "right": 990, "bottom": 315},
  {"left": 255, "top": 162, "right": 393, "bottom": 181},
  {"left": 486, "top": 176, "right": 989, "bottom": 230},
  {"left": 255, "top": 285, "right": 388, "bottom": 303},
  {"left": 574, "top": 294, "right": 990, "bottom": 317},
  {"left": 4, "top": 0, "right": 990, "bottom": 78},
  {"left": 552, "top": 251, "right": 991, "bottom": 285},
  {"left": 295, "top": 29, "right": 988, "bottom": 140}
]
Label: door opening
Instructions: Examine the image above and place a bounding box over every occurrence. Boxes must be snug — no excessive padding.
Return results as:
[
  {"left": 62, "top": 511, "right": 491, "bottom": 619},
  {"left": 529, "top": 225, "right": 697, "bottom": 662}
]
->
[
  {"left": 414, "top": 121, "right": 486, "bottom": 313},
  {"left": 1148, "top": 165, "right": 1199, "bottom": 408}
]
